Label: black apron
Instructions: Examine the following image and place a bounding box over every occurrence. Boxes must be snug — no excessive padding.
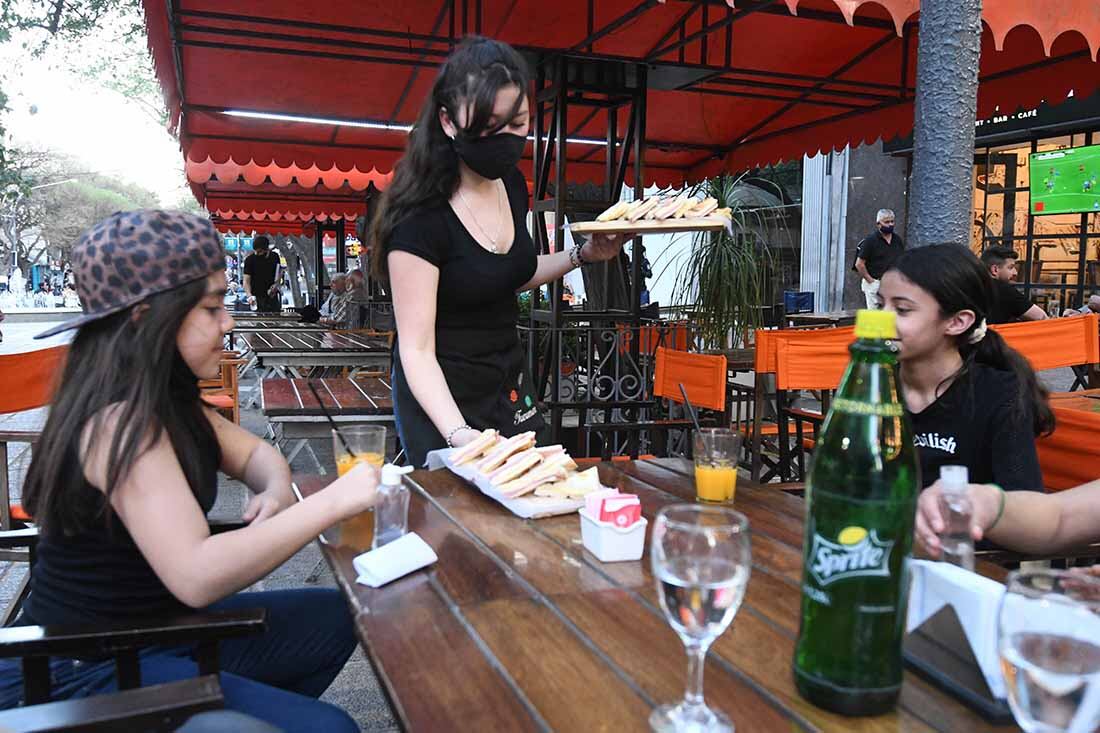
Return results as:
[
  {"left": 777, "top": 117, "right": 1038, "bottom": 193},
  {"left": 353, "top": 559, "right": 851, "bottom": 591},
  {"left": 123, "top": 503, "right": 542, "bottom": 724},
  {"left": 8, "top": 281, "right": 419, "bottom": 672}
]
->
[{"left": 392, "top": 324, "right": 545, "bottom": 467}]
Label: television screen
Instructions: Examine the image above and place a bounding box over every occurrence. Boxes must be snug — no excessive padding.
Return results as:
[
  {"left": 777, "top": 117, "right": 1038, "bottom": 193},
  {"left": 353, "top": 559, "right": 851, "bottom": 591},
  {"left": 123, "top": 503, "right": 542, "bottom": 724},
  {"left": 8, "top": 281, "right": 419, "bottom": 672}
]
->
[{"left": 1030, "top": 144, "right": 1100, "bottom": 215}]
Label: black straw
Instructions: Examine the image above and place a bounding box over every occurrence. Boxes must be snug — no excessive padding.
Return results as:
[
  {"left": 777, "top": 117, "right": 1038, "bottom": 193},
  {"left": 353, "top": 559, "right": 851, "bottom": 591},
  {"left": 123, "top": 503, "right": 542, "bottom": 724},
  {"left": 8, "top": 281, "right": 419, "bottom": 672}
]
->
[
  {"left": 678, "top": 383, "right": 703, "bottom": 433},
  {"left": 308, "top": 381, "right": 356, "bottom": 457}
]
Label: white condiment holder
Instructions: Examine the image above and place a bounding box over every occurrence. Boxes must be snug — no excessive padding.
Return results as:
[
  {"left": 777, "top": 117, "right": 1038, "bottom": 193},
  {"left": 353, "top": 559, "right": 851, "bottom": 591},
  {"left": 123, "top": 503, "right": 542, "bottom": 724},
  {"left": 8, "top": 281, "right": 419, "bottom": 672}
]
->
[{"left": 579, "top": 508, "right": 647, "bottom": 562}]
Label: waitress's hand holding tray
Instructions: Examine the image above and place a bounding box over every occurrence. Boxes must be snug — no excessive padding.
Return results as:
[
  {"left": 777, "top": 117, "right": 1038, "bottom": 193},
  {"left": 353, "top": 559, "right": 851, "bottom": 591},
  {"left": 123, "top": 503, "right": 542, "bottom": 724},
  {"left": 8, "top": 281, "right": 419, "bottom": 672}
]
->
[
  {"left": 568, "top": 195, "right": 734, "bottom": 237},
  {"left": 426, "top": 429, "right": 608, "bottom": 519}
]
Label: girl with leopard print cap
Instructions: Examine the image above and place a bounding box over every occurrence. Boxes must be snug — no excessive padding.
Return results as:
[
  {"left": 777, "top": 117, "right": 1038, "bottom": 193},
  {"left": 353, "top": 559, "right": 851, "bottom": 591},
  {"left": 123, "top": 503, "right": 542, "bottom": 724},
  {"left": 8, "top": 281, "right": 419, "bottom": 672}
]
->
[{"left": 4, "top": 210, "right": 368, "bottom": 732}]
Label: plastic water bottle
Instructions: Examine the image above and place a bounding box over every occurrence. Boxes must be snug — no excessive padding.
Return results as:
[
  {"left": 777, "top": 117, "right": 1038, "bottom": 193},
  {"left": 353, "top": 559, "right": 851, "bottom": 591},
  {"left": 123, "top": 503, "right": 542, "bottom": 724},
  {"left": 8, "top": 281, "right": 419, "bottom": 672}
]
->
[
  {"left": 938, "top": 465, "right": 975, "bottom": 571},
  {"left": 373, "top": 464, "right": 413, "bottom": 550}
]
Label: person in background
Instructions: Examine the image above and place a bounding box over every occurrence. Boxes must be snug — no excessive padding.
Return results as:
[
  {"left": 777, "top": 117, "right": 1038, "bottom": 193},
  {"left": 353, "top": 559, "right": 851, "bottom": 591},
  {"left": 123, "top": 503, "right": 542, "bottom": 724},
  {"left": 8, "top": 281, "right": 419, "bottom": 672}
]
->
[
  {"left": 980, "top": 245, "right": 1047, "bottom": 323},
  {"left": 346, "top": 269, "right": 368, "bottom": 330},
  {"left": 62, "top": 282, "right": 80, "bottom": 308},
  {"left": 917, "top": 478, "right": 1100, "bottom": 560},
  {"left": 242, "top": 236, "right": 281, "bottom": 313},
  {"left": 854, "top": 208, "right": 905, "bottom": 310},
  {"left": 33, "top": 281, "right": 52, "bottom": 308},
  {"left": 878, "top": 243, "right": 1054, "bottom": 490},
  {"left": 320, "top": 273, "right": 350, "bottom": 329},
  {"left": 1063, "top": 293, "right": 1100, "bottom": 317},
  {"left": 0, "top": 210, "right": 373, "bottom": 732}
]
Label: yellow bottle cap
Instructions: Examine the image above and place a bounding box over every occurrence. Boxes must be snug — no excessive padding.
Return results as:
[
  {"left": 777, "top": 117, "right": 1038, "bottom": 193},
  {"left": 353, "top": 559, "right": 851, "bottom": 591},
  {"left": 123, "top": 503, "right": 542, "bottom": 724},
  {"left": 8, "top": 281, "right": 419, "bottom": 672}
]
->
[{"left": 854, "top": 309, "right": 897, "bottom": 340}]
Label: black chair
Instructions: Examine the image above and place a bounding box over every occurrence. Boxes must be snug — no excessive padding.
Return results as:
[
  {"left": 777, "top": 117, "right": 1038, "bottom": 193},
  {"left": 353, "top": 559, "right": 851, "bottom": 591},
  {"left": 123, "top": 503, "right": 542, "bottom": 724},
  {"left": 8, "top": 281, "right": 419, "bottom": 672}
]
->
[{"left": 0, "top": 521, "right": 266, "bottom": 710}]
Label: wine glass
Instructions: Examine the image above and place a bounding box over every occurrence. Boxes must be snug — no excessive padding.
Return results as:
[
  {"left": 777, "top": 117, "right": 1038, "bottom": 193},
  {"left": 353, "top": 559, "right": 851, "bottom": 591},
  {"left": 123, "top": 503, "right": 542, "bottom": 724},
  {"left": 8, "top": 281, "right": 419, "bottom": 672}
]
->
[
  {"left": 998, "top": 569, "right": 1100, "bottom": 733},
  {"left": 650, "top": 504, "right": 751, "bottom": 733}
]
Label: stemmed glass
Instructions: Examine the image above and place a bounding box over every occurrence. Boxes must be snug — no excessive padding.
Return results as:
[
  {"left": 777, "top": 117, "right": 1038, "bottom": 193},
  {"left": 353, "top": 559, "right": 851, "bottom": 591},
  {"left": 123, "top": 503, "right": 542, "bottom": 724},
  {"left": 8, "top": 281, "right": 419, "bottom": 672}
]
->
[
  {"left": 998, "top": 569, "right": 1100, "bottom": 733},
  {"left": 650, "top": 504, "right": 751, "bottom": 732}
]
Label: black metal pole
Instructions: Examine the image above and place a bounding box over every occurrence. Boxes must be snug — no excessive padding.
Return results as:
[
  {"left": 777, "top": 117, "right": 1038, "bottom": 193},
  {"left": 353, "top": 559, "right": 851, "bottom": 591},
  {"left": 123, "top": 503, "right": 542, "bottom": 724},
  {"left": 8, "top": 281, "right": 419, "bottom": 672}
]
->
[{"left": 909, "top": 0, "right": 983, "bottom": 247}]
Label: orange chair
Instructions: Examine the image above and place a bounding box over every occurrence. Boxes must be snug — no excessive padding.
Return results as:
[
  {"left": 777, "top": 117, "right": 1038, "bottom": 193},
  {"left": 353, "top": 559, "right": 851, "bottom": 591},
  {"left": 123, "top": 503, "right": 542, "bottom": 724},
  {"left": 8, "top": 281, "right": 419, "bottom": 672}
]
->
[
  {"left": 735, "top": 326, "right": 855, "bottom": 481},
  {"left": 199, "top": 351, "right": 247, "bottom": 424},
  {"left": 991, "top": 314, "right": 1099, "bottom": 375},
  {"left": 1037, "top": 405, "right": 1100, "bottom": 491},
  {"left": 584, "top": 347, "right": 726, "bottom": 460},
  {"left": 773, "top": 337, "right": 854, "bottom": 481}
]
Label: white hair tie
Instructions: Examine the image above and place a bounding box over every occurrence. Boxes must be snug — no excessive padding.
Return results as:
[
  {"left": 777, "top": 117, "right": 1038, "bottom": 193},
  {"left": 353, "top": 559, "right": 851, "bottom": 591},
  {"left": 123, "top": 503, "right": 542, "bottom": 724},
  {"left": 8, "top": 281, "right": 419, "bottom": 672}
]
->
[{"left": 968, "top": 318, "right": 988, "bottom": 345}]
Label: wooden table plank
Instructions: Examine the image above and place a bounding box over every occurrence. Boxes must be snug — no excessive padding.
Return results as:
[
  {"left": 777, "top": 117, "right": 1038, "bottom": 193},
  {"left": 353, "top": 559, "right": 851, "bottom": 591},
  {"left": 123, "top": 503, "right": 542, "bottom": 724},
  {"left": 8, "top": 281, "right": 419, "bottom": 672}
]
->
[{"left": 262, "top": 378, "right": 392, "bottom": 417}]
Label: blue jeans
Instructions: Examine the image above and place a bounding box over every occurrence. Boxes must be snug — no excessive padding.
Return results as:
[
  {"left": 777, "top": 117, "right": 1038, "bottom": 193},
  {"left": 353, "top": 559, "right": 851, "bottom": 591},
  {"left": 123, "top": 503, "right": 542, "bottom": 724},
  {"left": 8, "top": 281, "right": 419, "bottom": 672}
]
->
[{"left": 0, "top": 589, "right": 359, "bottom": 733}]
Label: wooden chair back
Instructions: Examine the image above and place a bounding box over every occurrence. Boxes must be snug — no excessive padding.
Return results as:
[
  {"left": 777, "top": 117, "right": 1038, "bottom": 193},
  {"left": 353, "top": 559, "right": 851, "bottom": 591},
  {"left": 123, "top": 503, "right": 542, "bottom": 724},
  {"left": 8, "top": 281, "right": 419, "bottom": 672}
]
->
[
  {"left": 654, "top": 347, "right": 727, "bottom": 412},
  {"left": 990, "top": 314, "right": 1099, "bottom": 372},
  {"left": 199, "top": 351, "right": 246, "bottom": 424}
]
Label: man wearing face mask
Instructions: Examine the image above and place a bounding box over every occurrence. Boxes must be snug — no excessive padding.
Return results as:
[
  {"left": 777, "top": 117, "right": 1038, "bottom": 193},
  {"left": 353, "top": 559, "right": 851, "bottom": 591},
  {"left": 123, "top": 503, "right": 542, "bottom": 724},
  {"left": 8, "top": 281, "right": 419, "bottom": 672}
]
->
[{"left": 854, "top": 209, "right": 905, "bottom": 309}]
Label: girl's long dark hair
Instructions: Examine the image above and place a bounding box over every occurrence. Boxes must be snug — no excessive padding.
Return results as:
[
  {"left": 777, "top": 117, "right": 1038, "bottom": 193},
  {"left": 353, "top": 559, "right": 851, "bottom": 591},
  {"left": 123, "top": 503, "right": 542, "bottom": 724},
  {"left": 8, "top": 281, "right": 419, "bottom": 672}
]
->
[
  {"left": 888, "top": 243, "right": 1055, "bottom": 437},
  {"left": 370, "top": 36, "right": 529, "bottom": 281},
  {"left": 23, "top": 278, "right": 221, "bottom": 537}
]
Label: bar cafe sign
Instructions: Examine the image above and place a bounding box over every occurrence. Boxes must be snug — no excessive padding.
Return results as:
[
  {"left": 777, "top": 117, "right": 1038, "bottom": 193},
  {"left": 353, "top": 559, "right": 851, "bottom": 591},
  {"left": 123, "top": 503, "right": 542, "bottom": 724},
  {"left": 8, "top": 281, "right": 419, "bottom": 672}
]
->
[{"left": 974, "top": 107, "right": 1038, "bottom": 131}]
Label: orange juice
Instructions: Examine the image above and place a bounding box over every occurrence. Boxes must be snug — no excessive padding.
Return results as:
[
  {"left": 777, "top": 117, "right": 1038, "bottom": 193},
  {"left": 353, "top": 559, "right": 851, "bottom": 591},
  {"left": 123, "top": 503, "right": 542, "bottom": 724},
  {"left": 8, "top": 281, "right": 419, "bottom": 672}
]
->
[
  {"left": 336, "top": 452, "right": 384, "bottom": 550},
  {"left": 695, "top": 464, "right": 737, "bottom": 503}
]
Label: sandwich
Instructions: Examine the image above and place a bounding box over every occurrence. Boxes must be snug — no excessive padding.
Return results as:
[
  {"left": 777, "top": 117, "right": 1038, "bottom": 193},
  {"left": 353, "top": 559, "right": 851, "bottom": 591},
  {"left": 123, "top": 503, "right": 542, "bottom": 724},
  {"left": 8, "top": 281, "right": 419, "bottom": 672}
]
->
[
  {"left": 488, "top": 448, "right": 543, "bottom": 486},
  {"left": 450, "top": 429, "right": 499, "bottom": 465},
  {"left": 627, "top": 197, "right": 661, "bottom": 222},
  {"left": 690, "top": 198, "right": 718, "bottom": 218},
  {"left": 673, "top": 198, "right": 700, "bottom": 219},
  {"left": 596, "top": 201, "right": 630, "bottom": 222},
  {"left": 534, "top": 466, "right": 602, "bottom": 498},
  {"left": 498, "top": 454, "right": 575, "bottom": 498},
  {"left": 475, "top": 431, "right": 537, "bottom": 473},
  {"left": 650, "top": 196, "right": 687, "bottom": 221}
]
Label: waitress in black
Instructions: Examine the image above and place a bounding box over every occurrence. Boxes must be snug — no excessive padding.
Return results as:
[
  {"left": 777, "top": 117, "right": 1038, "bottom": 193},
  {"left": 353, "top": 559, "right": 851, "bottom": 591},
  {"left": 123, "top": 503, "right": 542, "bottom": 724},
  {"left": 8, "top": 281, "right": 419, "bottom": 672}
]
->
[{"left": 370, "top": 36, "right": 624, "bottom": 467}]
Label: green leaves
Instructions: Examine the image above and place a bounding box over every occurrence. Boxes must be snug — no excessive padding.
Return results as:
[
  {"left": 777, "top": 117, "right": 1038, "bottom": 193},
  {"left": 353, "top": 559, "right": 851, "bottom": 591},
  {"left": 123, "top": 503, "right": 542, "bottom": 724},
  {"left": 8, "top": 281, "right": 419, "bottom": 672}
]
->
[{"left": 672, "top": 173, "right": 784, "bottom": 349}]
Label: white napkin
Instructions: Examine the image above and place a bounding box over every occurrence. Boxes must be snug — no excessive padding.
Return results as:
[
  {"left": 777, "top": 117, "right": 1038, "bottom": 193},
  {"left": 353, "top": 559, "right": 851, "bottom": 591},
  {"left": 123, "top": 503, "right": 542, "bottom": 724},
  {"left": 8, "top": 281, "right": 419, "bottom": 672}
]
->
[
  {"left": 907, "top": 559, "right": 1006, "bottom": 698},
  {"left": 353, "top": 532, "right": 438, "bottom": 588}
]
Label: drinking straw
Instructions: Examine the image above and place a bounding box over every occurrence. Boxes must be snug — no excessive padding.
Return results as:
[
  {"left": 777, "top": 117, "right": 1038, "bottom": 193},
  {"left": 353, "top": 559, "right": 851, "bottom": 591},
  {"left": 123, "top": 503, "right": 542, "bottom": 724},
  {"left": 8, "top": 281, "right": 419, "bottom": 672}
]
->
[
  {"left": 308, "top": 380, "right": 356, "bottom": 457},
  {"left": 678, "top": 383, "right": 703, "bottom": 433}
]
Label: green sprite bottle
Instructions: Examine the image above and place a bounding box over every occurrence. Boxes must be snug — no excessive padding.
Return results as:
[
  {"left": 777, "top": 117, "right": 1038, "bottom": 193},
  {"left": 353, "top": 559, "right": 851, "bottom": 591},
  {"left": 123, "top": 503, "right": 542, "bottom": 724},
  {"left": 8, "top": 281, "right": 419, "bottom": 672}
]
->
[{"left": 792, "top": 309, "right": 920, "bottom": 716}]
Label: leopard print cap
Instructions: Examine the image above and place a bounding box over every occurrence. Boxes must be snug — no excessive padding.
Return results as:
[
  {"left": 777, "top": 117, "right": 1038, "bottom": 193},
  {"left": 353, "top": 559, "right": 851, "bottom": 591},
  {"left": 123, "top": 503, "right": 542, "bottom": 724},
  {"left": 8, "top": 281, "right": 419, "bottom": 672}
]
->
[{"left": 36, "top": 209, "right": 226, "bottom": 339}]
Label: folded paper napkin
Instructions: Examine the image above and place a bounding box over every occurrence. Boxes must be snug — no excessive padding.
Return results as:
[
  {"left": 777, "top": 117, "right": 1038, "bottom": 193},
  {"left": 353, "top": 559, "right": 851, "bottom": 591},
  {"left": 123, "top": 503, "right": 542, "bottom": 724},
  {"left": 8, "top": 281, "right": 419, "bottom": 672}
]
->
[
  {"left": 906, "top": 559, "right": 1006, "bottom": 699},
  {"left": 354, "top": 532, "right": 438, "bottom": 588}
]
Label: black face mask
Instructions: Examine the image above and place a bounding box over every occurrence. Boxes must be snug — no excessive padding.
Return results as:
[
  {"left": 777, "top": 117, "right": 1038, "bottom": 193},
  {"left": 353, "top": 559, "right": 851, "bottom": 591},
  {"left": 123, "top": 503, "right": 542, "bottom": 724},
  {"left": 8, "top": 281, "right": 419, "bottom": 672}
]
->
[
  {"left": 879, "top": 224, "right": 894, "bottom": 235},
  {"left": 452, "top": 132, "right": 526, "bottom": 180}
]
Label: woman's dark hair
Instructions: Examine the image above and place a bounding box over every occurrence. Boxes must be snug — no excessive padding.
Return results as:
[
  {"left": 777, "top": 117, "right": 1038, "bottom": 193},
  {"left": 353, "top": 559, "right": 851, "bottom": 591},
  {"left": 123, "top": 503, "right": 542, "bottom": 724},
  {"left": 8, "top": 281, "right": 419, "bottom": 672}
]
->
[
  {"left": 369, "top": 36, "right": 529, "bottom": 280},
  {"left": 888, "top": 243, "right": 1055, "bottom": 437},
  {"left": 23, "top": 277, "right": 221, "bottom": 536}
]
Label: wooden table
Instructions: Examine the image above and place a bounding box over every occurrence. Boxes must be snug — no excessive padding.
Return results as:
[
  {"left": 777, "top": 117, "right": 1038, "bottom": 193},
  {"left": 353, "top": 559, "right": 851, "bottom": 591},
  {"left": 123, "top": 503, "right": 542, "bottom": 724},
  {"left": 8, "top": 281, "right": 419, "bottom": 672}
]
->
[
  {"left": 262, "top": 377, "right": 394, "bottom": 466},
  {"left": 703, "top": 347, "right": 755, "bottom": 373},
  {"left": 299, "top": 459, "right": 1017, "bottom": 732},
  {"left": 228, "top": 319, "right": 326, "bottom": 354},
  {"left": 786, "top": 310, "right": 858, "bottom": 328},
  {"left": 240, "top": 331, "right": 392, "bottom": 407}
]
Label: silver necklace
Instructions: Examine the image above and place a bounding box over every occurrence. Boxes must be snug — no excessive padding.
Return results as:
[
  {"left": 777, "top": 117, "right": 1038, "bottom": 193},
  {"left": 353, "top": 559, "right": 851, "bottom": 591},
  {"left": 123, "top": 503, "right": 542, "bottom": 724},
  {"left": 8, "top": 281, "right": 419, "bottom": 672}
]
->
[{"left": 456, "top": 181, "right": 505, "bottom": 253}]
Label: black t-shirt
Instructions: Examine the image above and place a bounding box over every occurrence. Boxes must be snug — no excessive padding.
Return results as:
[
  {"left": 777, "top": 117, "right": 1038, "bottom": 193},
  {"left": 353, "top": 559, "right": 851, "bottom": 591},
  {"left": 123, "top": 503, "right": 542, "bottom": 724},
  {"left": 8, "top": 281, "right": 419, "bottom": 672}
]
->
[
  {"left": 988, "top": 279, "right": 1033, "bottom": 324},
  {"left": 907, "top": 363, "right": 1043, "bottom": 490},
  {"left": 855, "top": 231, "right": 905, "bottom": 279},
  {"left": 243, "top": 251, "right": 279, "bottom": 294},
  {"left": 385, "top": 167, "right": 537, "bottom": 351}
]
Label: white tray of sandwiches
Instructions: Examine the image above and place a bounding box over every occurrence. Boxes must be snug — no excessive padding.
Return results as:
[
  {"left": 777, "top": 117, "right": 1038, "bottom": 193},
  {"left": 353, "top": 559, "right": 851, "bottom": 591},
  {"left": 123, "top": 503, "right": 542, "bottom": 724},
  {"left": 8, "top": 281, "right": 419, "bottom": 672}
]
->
[
  {"left": 425, "top": 429, "right": 606, "bottom": 519},
  {"left": 567, "top": 194, "right": 734, "bottom": 237}
]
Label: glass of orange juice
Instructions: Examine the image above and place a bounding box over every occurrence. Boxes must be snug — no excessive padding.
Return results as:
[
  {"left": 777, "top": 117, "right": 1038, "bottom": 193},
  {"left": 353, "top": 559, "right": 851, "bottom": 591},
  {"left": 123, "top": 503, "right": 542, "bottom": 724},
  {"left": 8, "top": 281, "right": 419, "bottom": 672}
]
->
[
  {"left": 692, "top": 428, "right": 741, "bottom": 503},
  {"left": 333, "top": 425, "right": 385, "bottom": 551}
]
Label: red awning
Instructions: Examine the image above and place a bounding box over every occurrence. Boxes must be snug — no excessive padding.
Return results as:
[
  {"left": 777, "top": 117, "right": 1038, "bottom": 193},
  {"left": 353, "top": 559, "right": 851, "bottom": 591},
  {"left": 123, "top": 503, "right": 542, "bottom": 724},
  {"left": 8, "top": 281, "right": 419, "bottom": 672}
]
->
[{"left": 144, "top": 0, "right": 1100, "bottom": 190}]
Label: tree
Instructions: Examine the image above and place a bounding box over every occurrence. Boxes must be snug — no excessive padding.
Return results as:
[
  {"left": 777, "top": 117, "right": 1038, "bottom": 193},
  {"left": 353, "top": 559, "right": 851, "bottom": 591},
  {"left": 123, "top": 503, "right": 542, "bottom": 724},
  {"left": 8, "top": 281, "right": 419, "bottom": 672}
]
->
[{"left": 0, "top": 148, "right": 159, "bottom": 272}]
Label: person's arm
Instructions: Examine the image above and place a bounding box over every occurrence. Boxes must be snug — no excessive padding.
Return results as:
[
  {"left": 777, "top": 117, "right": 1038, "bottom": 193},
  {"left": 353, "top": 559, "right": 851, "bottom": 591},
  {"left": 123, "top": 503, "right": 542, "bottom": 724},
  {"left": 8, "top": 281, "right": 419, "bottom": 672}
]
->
[
  {"left": 917, "top": 480, "right": 1100, "bottom": 557},
  {"left": 855, "top": 257, "right": 874, "bottom": 284},
  {"left": 518, "top": 234, "right": 626, "bottom": 292},
  {"left": 84, "top": 411, "right": 379, "bottom": 608},
  {"left": 207, "top": 408, "right": 294, "bottom": 523},
  {"left": 1020, "top": 303, "right": 1048, "bottom": 321},
  {"left": 388, "top": 250, "right": 478, "bottom": 447}
]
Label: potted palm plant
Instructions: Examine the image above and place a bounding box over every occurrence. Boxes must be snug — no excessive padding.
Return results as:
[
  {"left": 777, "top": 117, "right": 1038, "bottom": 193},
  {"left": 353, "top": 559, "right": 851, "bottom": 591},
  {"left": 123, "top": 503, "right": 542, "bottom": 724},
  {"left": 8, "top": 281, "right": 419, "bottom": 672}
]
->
[{"left": 670, "top": 173, "right": 787, "bottom": 349}]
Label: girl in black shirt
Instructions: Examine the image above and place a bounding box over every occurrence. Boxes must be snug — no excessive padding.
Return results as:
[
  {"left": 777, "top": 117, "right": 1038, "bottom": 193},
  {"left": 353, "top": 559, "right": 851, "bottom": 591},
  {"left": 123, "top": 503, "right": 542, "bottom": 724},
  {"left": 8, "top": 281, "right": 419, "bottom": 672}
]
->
[
  {"left": 878, "top": 244, "right": 1055, "bottom": 490},
  {"left": 370, "top": 37, "right": 624, "bottom": 466}
]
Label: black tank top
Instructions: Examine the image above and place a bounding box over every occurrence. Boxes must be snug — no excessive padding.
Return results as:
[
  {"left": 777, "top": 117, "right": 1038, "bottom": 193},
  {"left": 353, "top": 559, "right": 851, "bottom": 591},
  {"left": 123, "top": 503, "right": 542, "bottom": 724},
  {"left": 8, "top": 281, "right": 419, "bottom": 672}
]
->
[{"left": 22, "top": 426, "right": 219, "bottom": 627}]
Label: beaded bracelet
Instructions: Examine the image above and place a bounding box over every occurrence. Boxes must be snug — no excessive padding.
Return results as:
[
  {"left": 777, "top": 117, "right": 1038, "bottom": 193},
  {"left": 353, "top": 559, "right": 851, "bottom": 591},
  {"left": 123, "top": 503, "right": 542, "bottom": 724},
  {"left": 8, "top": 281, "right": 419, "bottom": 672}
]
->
[
  {"left": 445, "top": 424, "right": 472, "bottom": 448},
  {"left": 569, "top": 241, "right": 589, "bottom": 269},
  {"left": 987, "top": 484, "right": 1007, "bottom": 531}
]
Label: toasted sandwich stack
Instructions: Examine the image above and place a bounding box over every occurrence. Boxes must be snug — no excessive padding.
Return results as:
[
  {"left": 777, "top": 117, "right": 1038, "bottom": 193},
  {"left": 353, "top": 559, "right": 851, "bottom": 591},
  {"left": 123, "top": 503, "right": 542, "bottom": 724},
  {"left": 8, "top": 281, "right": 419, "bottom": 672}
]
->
[
  {"left": 448, "top": 429, "right": 602, "bottom": 500},
  {"left": 596, "top": 195, "right": 732, "bottom": 223}
]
